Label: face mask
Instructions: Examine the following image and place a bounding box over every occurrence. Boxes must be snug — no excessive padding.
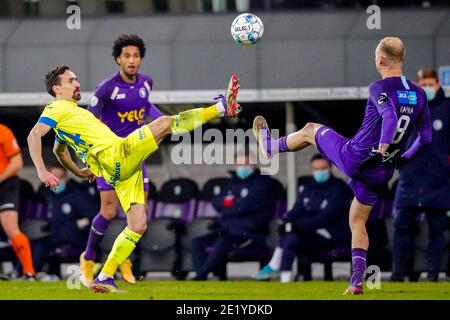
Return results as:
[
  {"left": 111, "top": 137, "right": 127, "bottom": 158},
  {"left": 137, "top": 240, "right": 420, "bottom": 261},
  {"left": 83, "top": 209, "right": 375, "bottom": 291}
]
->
[
  {"left": 236, "top": 166, "right": 254, "bottom": 180},
  {"left": 53, "top": 180, "right": 66, "bottom": 194},
  {"left": 313, "top": 170, "right": 330, "bottom": 184},
  {"left": 423, "top": 86, "right": 436, "bottom": 102}
]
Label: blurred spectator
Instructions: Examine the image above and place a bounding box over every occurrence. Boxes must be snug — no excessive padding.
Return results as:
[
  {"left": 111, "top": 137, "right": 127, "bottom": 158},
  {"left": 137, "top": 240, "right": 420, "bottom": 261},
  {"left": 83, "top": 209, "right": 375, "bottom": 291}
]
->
[
  {"left": 0, "top": 123, "right": 36, "bottom": 279},
  {"left": 253, "top": 154, "right": 352, "bottom": 282},
  {"left": 192, "top": 150, "right": 275, "bottom": 280},
  {"left": 33, "top": 163, "right": 96, "bottom": 278},
  {"left": 392, "top": 68, "right": 450, "bottom": 282}
]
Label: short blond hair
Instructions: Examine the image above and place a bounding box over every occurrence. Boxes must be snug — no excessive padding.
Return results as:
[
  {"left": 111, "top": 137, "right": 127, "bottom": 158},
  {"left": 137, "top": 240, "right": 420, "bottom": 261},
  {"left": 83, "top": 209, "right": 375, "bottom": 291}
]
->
[{"left": 378, "top": 37, "right": 405, "bottom": 63}]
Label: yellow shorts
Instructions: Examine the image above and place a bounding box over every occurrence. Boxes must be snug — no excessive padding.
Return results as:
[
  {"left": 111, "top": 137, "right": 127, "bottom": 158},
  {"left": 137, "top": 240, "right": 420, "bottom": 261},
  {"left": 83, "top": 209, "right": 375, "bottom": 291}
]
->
[{"left": 97, "top": 126, "right": 158, "bottom": 213}]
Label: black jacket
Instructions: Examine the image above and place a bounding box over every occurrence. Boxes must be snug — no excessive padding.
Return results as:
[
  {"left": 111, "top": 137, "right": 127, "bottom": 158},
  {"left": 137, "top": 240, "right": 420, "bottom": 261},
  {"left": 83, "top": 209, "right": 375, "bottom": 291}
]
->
[
  {"left": 395, "top": 87, "right": 450, "bottom": 209},
  {"left": 287, "top": 176, "right": 352, "bottom": 244},
  {"left": 212, "top": 169, "right": 276, "bottom": 239}
]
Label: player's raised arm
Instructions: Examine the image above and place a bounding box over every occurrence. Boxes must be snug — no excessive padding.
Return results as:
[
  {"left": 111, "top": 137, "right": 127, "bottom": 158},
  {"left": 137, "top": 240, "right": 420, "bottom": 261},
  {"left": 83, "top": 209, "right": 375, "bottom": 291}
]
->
[
  {"left": 357, "top": 84, "right": 399, "bottom": 170},
  {"left": 373, "top": 84, "right": 398, "bottom": 155},
  {"left": 401, "top": 101, "right": 432, "bottom": 161},
  {"left": 27, "top": 122, "right": 59, "bottom": 190},
  {"left": 53, "top": 140, "right": 95, "bottom": 182}
]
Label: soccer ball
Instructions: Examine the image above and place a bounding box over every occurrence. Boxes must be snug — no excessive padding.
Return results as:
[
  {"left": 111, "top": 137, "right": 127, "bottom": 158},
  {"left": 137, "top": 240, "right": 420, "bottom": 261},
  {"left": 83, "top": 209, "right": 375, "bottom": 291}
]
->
[{"left": 231, "top": 13, "right": 264, "bottom": 46}]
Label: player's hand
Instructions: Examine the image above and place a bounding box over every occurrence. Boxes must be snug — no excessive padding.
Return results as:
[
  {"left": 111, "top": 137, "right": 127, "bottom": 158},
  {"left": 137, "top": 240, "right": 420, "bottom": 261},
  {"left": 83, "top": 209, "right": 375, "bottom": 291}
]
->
[
  {"left": 358, "top": 152, "right": 383, "bottom": 171},
  {"left": 78, "top": 167, "right": 96, "bottom": 182},
  {"left": 38, "top": 170, "right": 60, "bottom": 191}
]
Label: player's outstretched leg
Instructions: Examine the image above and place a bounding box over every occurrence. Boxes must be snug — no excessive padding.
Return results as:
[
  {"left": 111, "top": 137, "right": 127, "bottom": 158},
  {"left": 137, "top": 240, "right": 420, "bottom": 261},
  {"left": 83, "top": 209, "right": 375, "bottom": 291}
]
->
[
  {"left": 252, "top": 116, "right": 322, "bottom": 159},
  {"left": 170, "top": 75, "right": 240, "bottom": 135},
  {"left": 80, "top": 191, "right": 136, "bottom": 287},
  {"left": 143, "top": 75, "right": 240, "bottom": 147},
  {"left": 343, "top": 198, "right": 372, "bottom": 295},
  {"left": 0, "top": 210, "right": 36, "bottom": 280},
  {"left": 90, "top": 204, "right": 146, "bottom": 293}
]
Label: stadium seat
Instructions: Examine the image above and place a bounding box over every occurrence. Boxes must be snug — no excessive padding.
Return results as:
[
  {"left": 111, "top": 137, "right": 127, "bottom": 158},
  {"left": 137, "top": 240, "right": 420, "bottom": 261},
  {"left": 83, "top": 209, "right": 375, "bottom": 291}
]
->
[
  {"left": 19, "top": 178, "right": 50, "bottom": 241},
  {"left": 139, "top": 178, "right": 199, "bottom": 277},
  {"left": 180, "top": 177, "right": 230, "bottom": 273},
  {"left": 138, "top": 219, "right": 177, "bottom": 273},
  {"left": 19, "top": 178, "right": 49, "bottom": 221},
  {"left": 151, "top": 178, "right": 199, "bottom": 221}
]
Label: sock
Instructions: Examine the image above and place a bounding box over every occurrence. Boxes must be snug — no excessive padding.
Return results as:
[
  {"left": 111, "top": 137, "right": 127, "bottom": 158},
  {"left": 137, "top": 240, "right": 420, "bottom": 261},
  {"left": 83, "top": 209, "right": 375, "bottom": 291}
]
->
[
  {"left": 170, "top": 103, "right": 222, "bottom": 134},
  {"left": 280, "top": 271, "right": 292, "bottom": 283},
  {"left": 268, "top": 247, "right": 283, "bottom": 271},
  {"left": 277, "top": 136, "right": 290, "bottom": 152},
  {"left": 11, "top": 232, "right": 35, "bottom": 275},
  {"left": 85, "top": 214, "right": 111, "bottom": 261},
  {"left": 350, "top": 248, "right": 367, "bottom": 288},
  {"left": 260, "top": 130, "right": 290, "bottom": 157},
  {"left": 100, "top": 227, "right": 142, "bottom": 278}
]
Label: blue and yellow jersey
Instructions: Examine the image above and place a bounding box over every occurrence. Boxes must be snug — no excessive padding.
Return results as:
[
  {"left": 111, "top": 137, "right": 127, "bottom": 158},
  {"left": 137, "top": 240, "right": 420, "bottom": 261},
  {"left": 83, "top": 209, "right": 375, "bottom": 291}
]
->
[{"left": 38, "top": 100, "right": 121, "bottom": 175}]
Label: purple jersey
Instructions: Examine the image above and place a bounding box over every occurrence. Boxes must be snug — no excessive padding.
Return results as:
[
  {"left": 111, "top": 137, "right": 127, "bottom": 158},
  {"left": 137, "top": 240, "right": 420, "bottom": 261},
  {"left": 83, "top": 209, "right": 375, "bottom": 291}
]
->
[
  {"left": 315, "top": 76, "right": 431, "bottom": 206},
  {"left": 88, "top": 72, "right": 163, "bottom": 137},
  {"left": 346, "top": 76, "right": 431, "bottom": 175}
]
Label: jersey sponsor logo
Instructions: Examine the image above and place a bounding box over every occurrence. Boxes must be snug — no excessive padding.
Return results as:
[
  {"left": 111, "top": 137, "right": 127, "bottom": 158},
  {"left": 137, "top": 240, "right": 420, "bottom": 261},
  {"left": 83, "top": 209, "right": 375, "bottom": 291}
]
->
[
  {"left": 109, "top": 162, "right": 121, "bottom": 187},
  {"left": 377, "top": 92, "right": 388, "bottom": 105},
  {"left": 138, "top": 128, "right": 145, "bottom": 140},
  {"left": 139, "top": 87, "right": 146, "bottom": 98},
  {"left": 396, "top": 90, "right": 417, "bottom": 105},
  {"left": 117, "top": 108, "right": 145, "bottom": 124},
  {"left": 90, "top": 95, "right": 99, "bottom": 107},
  {"left": 320, "top": 128, "right": 330, "bottom": 136}
]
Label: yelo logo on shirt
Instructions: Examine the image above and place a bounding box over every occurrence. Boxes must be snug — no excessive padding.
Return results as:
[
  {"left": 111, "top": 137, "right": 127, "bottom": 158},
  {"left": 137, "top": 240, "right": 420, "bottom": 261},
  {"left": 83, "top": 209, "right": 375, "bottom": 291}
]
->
[{"left": 117, "top": 108, "right": 145, "bottom": 124}]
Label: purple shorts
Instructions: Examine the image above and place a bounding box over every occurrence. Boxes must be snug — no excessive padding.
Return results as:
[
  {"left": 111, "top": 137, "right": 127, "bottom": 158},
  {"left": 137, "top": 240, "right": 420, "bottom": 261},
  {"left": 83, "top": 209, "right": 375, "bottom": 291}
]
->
[
  {"left": 315, "top": 126, "right": 380, "bottom": 206},
  {"left": 96, "top": 163, "right": 150, "bottom": 192}
]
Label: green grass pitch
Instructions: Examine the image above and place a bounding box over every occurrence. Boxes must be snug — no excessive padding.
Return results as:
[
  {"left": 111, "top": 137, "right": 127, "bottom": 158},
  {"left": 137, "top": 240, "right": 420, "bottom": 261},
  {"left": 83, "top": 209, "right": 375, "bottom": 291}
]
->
[{"left": 0, "top": 281, "right": 450, "bottom": 300}]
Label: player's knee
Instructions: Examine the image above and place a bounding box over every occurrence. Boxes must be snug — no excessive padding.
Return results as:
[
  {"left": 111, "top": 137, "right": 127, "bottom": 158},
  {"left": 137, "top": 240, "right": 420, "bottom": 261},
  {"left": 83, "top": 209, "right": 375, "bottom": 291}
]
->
[
  {"left": 349, "top": 217, "right": 366, "bottom": 231},
  {"left": 100, "top": 203, "right": 118, "bottom": 219},
  {"left": 303, "top": 122, "right": 318, "bottom": 134},
  {"left": 155, "top": 116, "right": 172, "bottom": 134},
  {"left": 299, "top": 122, "right": 316, "bottom": 138},
  {"left": 149, "top": 116, "right": 172, "bottom": 143},
  {"left": 128, "top": 221, "right": 147, "bottom": 235}
]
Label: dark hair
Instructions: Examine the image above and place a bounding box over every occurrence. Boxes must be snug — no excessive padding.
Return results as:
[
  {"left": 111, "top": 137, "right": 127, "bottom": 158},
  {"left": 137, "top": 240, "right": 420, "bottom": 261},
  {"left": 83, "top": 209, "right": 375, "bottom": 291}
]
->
[
  {"left": 44, "top": 64, "right": 70, "bottom": 97},
  {"left": 310, "top": 153, "right": 327, "bottom": 163},
  {"left": 417, "top": 68, "right": 439, "bottom": 82},
  {"left": 112, "top": 34, "right": 146, "bottom": 61}
]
